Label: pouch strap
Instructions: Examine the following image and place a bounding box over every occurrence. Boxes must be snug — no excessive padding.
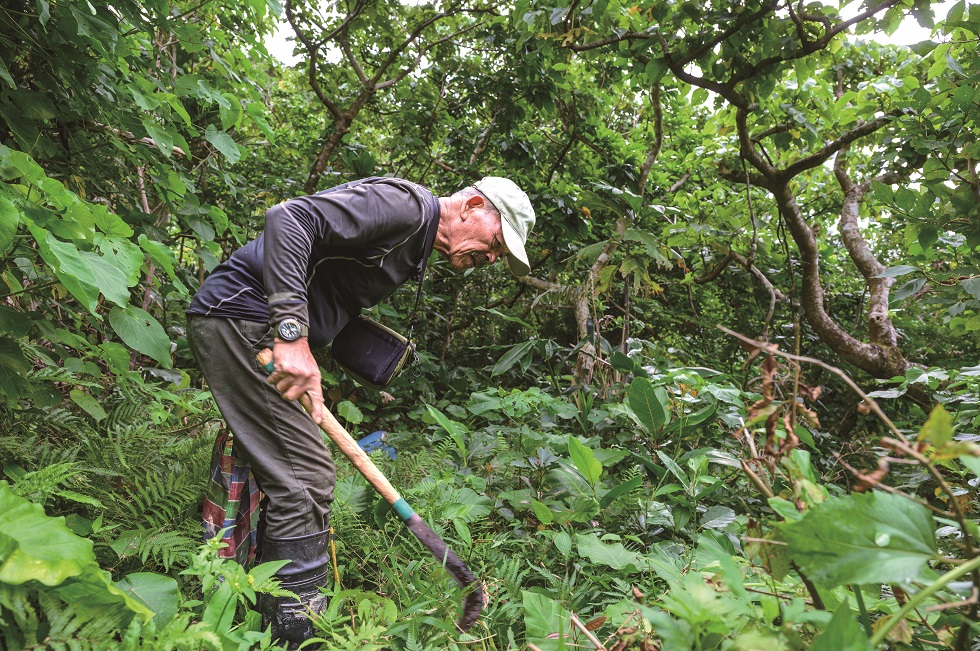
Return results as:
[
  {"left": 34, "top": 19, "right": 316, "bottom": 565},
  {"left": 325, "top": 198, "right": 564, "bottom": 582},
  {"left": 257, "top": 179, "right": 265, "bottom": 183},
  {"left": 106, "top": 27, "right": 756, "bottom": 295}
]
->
[{"left": 406, "top": 204, "right": 439, "bottom": 341}]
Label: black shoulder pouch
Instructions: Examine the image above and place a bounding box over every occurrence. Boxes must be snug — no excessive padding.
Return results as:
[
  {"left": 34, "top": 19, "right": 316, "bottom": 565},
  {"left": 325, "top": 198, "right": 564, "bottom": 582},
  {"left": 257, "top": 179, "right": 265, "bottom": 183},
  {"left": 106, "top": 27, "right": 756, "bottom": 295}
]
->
[{"left": 331, "top": 317, "right": 415, "bottom": 389}]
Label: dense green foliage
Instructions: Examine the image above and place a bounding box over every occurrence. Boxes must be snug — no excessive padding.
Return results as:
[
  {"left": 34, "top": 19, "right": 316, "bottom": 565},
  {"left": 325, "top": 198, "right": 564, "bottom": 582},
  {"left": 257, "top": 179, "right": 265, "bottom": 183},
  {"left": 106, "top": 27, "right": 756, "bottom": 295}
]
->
[{"left": 2, "top": 0, "right": 980, "bottom": 649}]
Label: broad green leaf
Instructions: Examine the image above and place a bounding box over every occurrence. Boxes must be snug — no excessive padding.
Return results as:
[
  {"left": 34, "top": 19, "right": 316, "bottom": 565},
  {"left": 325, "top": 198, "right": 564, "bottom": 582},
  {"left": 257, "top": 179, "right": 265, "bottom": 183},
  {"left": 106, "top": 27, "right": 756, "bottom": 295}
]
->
[
  {"left": 82, "top": 250, "right": 132, "bottom": 307},
  {"left": 337, "top": 400, "right": 364, "bottom": 425},
  {"left": 246, "top": 102, "right": 276, "bottom": 143},
  {"left": 108, "top": 306, "right": 172, "bottom": 368},
  {"left": 628, "top": 376, "right": 670, "bottom": 433},
  {"left": 768, "top": 496, "right": 805, "bottom": 523},
  {"left": 918, "top": 404, "right": 953, "bottom": 447},
  {"left": 0, "top": 307, "right": 31, "bottom": 338},
  {"left": 875, "top": 264, "right": 918, "bottom": 278},
  {"left": 100, "top": 342, "right": 132, "bottom": 374},
  {"left": 0, "top": 481, "right": 96, "bottom": 585},
  {"left": 205, "top": 124, "right": 241, "bottom": 164},
  {"left": 138, "top": 234, "right": 186, "bottom": 292},
  {"left": 778, "top": 491, "right": 937, "bottom": 588},
  {"left": 92, "top": 204, "right": 134, "bottom": 238},
  {"left": 70, "top": 389, "right": 107, "bottom": 421},
  {"left": 128, "top": 86, "right": 160, "bottom": 111},
  {"left": 522, "top": 591, "right": 571, "bottom": 651},
  {"left": 219, "top": 92, "right": 242, "bottom": 130},
  {"left": 0, "top": 336, "right": 30, "bottom": 376},
  {"left": 453, "top": 518, "right": 472, "bottom": 548},
  {"left": 959, "top": 277, "right": 980, "bottom": 299},
  {"left": 682, "top": 402, "right": 716, "bottom": 428},
  {"left": 0, "top": 56, "right": 14, "bottom": 88},
  {"left": 29, "top": 225, "right": 100, "bottom": 311},
  {"left": 201, "top": 580, "right": 237, "bottom": 632},
  {"left": 576, "top": 533, "right": 649, "bottom": 573},
  {"left": 0, "top": 196, "right": 18, "bottom": 252},
  {"left": 247, "top": 559, "right": 292, "bottom": 585},
  {"left": 530, "top": 500, "right": 554, "bottom": 524},
  {"left": 424, "top": 404, "right": 468, "bottom": 438},
  {"left": 891, "top": 278, "right": 927, "bottom": 302},
  {"left": 475, "top": 306, "right": 534, "bottom": 329},
  {"left": 656, "top": 451, "right": 689, "bottom": 489},
  {"left": 553, "top": 530, "right": 571, "bottom": 557},
  {"left": 96, "top": 235, "right": 143, "bottom": 285},
  {"left": 960, "top": 455, "right": 980, "bottom": 478},
  {"left": 567, "top": 436, "right": 601, "bottom": 486},
  {"left": 492, "top": 339, "right": 535, "bottom": 376},
  {"left": 810, "top": 606, "right": 873, "bottom": 651},
  {"left": 700, "top": 505, "right": 736, "bottom": 530},
  {"left": 186, "top": 215, "right": 214, "bottom": 242},
  {"left": 114, "top": 572, "right": 180, "bottom": 625},
  {"left": 165, "top": 94, "right": 192, "bottom": 126},
  {"left": 142, "top": 120, "right": 174, "bottom": 157},
  {"left": 599, "top": 474, "right": 642, "bottom": 509},
  {"left": 696, "top": 530, "right": 745, "bottom": 597},
  {"left": 609, "top": 350, "right": 647, "bottom": 376}
]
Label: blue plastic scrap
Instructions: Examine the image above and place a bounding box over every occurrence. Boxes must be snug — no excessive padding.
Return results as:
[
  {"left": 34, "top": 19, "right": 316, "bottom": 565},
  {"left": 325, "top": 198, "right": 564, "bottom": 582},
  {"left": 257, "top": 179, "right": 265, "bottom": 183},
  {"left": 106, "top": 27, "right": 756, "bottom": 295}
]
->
[{"left": 356, "top": 431, "right": 396, "bottom": 459}]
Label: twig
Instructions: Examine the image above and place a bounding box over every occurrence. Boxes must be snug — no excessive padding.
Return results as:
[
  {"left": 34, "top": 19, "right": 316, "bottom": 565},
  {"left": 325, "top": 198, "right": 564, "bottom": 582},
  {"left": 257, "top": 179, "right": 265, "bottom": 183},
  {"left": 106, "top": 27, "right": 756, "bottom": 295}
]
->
[
  {"left": 570, "top": 613, "right": 607, "bottom": 650},
  {"left": 743, "top": 537, "right": 787, "bottom": 546},
  {"left": 717, "top": 325, "right": 906, "bottom": 442},
  {"left": 740, "top": 459, "right": 774, "bottom": 499},
  {"left": 745, "top": 586, "right": 812, "bottom": 605},
  {"left": 924, "top": 586, "right": 978, "bottom": 612},
  {"left": 881, "top": 438, "right": 977, "bottom": 560},
  {"left": 833, "top": 452, "right": 949, "bottom": 515}
]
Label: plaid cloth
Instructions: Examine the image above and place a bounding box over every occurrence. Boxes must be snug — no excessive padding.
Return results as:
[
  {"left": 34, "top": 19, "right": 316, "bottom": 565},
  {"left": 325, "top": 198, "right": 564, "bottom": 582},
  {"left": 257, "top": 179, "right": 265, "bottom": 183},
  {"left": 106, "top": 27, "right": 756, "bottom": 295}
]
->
[{"left": 203, "top": 428, "right": 261, "bottom": 566}]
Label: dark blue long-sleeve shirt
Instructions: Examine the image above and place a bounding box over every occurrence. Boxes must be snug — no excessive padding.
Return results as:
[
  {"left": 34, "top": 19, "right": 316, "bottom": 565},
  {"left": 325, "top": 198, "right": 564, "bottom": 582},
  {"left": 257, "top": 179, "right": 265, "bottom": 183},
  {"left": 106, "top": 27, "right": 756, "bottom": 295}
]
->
[{"left": 188, "top": 177, "right": 440, "bottom": 348}]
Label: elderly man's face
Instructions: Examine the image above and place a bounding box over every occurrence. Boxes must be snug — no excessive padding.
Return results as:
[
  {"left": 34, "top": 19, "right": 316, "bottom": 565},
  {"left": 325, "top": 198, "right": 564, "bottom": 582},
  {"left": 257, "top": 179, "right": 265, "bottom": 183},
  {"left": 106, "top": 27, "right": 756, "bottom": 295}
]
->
[{"left": 447, "top": 198, "right": 508, "bottom": 271}]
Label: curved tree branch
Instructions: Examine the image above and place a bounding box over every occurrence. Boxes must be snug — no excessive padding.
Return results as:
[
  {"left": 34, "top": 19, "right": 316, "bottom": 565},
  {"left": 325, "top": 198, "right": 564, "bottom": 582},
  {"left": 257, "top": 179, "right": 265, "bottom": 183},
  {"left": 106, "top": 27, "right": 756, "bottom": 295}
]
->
[{"left": 778, "top": 111, "right": 901, "bottom": 180}]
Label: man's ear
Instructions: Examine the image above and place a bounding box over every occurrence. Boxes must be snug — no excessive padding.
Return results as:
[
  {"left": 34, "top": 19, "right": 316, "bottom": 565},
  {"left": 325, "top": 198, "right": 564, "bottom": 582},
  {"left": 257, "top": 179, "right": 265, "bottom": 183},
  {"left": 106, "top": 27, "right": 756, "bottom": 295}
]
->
[{"left": 461, "top": 194, "right": 485, "bottom": 220}]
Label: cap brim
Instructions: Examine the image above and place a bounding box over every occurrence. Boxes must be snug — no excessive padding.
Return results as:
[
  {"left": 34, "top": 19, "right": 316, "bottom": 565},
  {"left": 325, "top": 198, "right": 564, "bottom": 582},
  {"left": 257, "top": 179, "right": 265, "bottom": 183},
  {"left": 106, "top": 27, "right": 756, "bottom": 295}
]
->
[{"left": 500, "top": 218, "right": 530, "bottom": 276}]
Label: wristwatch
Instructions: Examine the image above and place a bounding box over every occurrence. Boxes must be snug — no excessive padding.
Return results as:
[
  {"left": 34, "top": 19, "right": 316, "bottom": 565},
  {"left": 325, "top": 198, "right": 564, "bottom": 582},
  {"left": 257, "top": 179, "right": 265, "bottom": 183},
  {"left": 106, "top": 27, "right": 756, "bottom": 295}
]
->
[{"left": 276, "top": 318, "right": 308, "bottom": 342}]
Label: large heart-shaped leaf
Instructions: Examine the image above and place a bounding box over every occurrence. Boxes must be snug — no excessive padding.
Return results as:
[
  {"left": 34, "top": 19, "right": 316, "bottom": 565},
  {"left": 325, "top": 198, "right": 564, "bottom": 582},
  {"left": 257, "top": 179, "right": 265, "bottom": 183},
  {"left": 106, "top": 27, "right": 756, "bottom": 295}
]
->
[
  {"left": 108, "top": 306, "right": 172, "bottom": 367},
  {"left": 115, "top": 572, "right": 180, "bottom": 625},
  {"left": 778, "top": 490, "right": 937, "bottom": 587}
]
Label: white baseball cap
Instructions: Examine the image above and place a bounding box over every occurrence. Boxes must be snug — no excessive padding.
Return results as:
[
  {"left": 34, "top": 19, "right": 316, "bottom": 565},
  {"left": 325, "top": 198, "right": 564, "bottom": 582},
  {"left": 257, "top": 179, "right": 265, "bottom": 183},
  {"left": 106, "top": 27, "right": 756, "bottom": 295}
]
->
[{"left": 472, "top": 177, "right": 536, "bottom": 276}]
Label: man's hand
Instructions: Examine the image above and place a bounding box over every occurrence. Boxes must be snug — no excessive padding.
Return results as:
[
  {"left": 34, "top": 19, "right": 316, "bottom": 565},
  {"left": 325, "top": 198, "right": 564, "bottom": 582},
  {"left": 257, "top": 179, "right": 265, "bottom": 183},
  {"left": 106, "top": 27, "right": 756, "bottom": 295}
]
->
[{"left": 268, "top": 338, "right": 325, "bottom": 423}]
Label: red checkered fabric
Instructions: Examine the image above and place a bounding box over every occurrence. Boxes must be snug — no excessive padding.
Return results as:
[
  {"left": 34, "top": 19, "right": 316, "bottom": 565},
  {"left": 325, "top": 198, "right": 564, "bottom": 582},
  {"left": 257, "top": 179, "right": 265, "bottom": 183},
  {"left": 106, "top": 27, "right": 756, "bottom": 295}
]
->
[{"left": 202, "top": 428, "right": 261, "bottom": 565}]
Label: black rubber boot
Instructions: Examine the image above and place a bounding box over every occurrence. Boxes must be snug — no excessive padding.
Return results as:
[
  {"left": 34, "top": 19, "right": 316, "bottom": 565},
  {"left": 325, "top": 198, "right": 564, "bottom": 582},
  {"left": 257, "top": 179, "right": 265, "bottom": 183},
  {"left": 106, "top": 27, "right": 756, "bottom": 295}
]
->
[{"left": 256, "top": 529, "right": 331, "bottom": 649}]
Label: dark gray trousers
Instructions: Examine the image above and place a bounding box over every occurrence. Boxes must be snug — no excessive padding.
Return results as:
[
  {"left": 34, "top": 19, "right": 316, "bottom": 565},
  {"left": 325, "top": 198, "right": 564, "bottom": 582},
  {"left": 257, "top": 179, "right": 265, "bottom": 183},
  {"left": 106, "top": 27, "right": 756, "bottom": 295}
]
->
[{"left": 188, "top": 315, "right": 335, "bottom": 538}]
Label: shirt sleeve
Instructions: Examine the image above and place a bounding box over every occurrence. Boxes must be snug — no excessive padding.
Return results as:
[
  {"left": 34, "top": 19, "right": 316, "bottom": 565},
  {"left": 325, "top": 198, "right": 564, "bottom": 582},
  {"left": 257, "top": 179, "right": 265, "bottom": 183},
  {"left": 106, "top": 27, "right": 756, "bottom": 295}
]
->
[{"left": 262, "top": 180, "right": 427, "bottom": 329}]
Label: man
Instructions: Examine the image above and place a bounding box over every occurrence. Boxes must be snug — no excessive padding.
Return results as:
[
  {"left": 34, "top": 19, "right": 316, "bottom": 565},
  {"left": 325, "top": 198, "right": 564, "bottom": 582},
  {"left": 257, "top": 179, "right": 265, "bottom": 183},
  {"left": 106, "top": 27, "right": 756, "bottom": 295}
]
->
[{"left": 186, "top": 176, "right": 535, "bottom": 645}]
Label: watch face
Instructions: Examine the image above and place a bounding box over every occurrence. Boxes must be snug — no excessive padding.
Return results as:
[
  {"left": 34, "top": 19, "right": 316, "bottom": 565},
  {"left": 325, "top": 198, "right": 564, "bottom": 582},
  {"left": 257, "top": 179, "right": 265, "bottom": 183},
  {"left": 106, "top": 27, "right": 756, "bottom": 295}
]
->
[{"left": 278, "top": 320, "right": 301, "bottom": 341}]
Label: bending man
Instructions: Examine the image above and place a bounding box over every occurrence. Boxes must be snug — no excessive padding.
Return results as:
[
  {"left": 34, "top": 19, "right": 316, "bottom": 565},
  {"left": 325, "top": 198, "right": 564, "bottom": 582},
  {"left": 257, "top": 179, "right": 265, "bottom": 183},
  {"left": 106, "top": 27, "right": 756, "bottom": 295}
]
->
[{"left": 186, "top": 176, "right": 535, "bottom": 646}]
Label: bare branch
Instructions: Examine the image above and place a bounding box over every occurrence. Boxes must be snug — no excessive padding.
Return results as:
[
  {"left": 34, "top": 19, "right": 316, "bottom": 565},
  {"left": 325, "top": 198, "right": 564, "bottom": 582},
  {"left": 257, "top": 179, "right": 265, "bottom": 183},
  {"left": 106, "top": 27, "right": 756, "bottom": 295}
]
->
[
  {"left": 637, "top": 83, "right": 663, "bottom": 197},
  {"left": 779, "top": 112, "right": 900, "bottom": 180},
  {"left": 658, "top": 35, "right": 741, "bottom": 106},
  {"left": 339, "top": 33, "right": 371, "bottom": 86}
]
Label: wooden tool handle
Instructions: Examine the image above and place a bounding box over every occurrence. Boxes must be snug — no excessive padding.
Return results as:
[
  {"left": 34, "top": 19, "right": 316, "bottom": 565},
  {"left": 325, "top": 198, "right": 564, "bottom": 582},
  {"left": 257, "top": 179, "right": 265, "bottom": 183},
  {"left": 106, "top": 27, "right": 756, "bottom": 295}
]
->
[{"left": 257, "top": 348, "right": 403, "bottom": 508}]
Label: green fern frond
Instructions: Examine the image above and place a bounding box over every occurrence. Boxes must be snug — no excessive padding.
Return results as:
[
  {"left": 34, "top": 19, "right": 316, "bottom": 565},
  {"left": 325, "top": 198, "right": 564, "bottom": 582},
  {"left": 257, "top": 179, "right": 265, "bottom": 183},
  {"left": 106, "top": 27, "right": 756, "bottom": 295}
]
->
[
  {"left": 136, "top": 528, "right": 198, "bottom": 571},
  {"left": 6, "top": 461, "right": 88, "bottom": 505},
  {"left": 0, "top": 585, "right": 127, "bottom": 651}
]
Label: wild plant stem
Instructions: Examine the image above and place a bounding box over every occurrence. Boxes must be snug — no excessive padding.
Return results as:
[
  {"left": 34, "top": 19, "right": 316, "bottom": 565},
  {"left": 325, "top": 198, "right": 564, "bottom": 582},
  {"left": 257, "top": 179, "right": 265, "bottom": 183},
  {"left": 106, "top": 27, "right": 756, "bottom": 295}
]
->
[
  {"left": 869, "top": 554, "right": 980, "bottom": 646},
  {"left": 851, "top": 585, "right": 872, "bottom": 636}
]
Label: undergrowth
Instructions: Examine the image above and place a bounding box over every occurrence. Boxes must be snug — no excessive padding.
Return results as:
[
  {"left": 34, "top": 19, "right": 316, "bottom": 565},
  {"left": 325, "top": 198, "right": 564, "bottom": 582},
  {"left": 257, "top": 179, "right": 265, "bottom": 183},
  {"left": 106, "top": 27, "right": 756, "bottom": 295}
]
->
[{"left": 2, "top": 344, "right": 980, "bottom": 650}]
